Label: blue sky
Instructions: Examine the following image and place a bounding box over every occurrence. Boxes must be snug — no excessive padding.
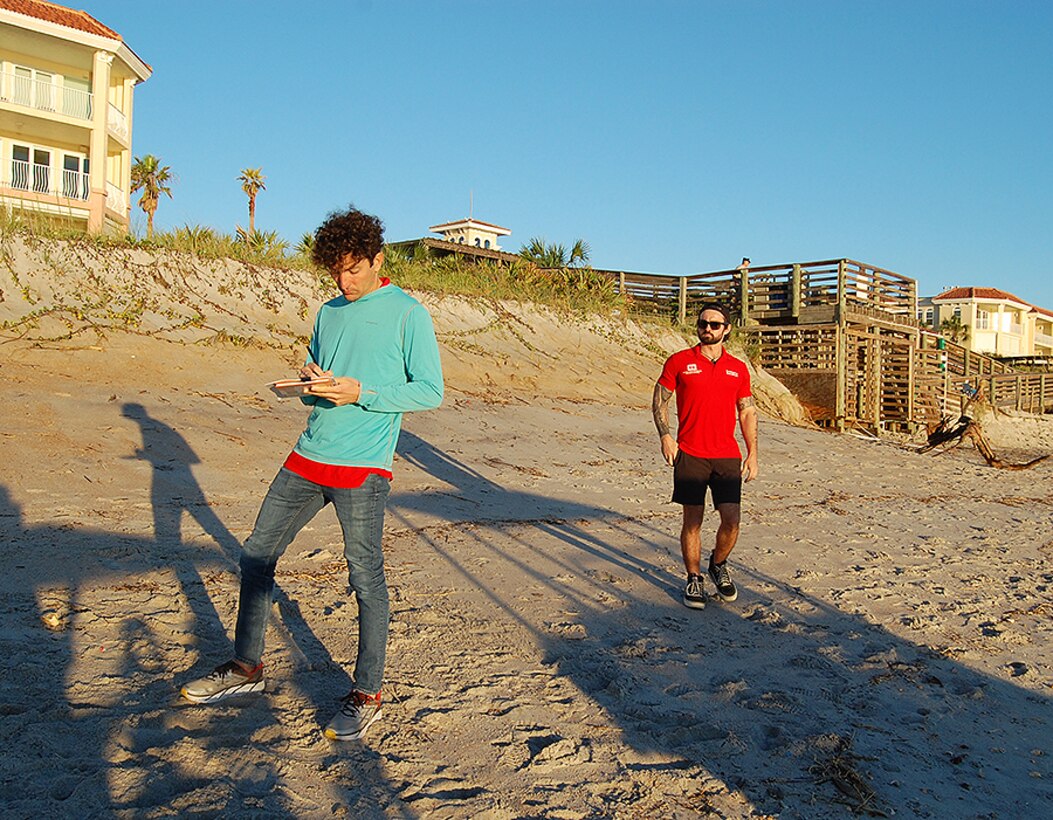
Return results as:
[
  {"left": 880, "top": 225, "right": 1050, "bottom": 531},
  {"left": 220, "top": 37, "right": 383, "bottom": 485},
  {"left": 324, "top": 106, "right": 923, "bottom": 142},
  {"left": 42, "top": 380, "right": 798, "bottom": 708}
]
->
[{"left": 82, "top": 0, "right": 1053, "bottom": 306}]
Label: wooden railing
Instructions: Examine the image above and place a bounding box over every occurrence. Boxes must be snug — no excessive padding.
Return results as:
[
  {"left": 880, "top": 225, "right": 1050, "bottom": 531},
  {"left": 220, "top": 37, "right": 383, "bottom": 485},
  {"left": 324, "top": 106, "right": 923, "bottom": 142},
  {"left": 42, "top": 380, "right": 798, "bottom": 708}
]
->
[
  {"left": 596, "top": 269, "right": 684, "bottom": 320},
  {"left": 604, "top": 259, "right": 917, "bottom": 326},
  {"left": 741, "top": 324, "right": 839, "bottom": 370},
  {"left": 742, "top": 324, "right": 1053, "bottom": 431},
  {"left": 988, "top": 373, "right": 1052, "bottom": 413},
  {"left": 602, "top": 259, "right": 1050, "bottom": 430}
]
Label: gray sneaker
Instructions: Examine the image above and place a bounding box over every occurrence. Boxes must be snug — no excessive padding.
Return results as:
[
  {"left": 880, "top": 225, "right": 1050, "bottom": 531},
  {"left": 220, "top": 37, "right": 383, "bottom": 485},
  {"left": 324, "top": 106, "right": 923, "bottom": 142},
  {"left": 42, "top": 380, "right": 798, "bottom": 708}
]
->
[
  {"left": 683, "top": 574, "right": 707, "bottom": 609},
  {"left": 325, "top": 691, "right": 383, "bottom": 741},
  {"left": 181, "top": 660, "right": 265, "bottom": 704},
  {"left": 708, "top": 558, "right": 738, "bottom": 602}
]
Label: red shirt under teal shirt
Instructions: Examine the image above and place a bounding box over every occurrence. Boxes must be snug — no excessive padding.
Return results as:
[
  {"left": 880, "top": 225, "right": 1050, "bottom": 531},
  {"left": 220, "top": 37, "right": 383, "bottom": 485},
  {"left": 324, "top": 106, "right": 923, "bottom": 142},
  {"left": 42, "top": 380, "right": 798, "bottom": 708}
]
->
[{"left": 658, "top": 347, "right": 752, "bottom": 459}]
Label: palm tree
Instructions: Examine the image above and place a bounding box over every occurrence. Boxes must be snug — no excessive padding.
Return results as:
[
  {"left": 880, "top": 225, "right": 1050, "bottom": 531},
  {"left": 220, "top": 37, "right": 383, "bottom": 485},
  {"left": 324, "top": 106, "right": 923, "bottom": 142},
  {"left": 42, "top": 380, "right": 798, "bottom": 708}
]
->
[
  {"left": 130, "top": 154, "right": 173, "bottom": 238},
  {"left": 520, "top": 237, "right": 591, "bottom": 268},
  {"left": 294, "top": 231, "right": 315, "bottom": 257},
  {"left": 238, "top": 167, "right": 266, "bottom": 234},
  {"left": 568, "top": 239, "right": 591, "bottom": 267},
  {"left": 940, "top": 314, "right": 970, "bottom": 344}
]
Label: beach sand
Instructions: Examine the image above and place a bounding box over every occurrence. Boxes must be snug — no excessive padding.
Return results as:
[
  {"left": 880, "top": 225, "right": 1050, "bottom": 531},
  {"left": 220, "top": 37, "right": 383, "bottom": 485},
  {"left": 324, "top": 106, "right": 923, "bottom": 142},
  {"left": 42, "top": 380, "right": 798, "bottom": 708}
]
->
[{"left": 1, "top": 241, "right": 1051, "bottom": 817}]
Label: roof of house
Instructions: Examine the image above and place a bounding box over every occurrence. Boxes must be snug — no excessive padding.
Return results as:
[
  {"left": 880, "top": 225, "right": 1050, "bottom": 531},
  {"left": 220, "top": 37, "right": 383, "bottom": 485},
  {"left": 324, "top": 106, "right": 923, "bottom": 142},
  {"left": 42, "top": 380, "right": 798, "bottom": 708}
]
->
[
  {"left": 0, "top": 0, "right": 120, "bottom": 39},
  {"left": 428, "top": 218, "right": 511, "bottom": 236},
  {"left": 389, "top": 237, "right": 522, "bottom": 264},
  {"left": 932, "top": 286, "right": 1031, "bottom": 305},
  {"left": 934, "top": 286, "right": 1053, "bottom": 318}
]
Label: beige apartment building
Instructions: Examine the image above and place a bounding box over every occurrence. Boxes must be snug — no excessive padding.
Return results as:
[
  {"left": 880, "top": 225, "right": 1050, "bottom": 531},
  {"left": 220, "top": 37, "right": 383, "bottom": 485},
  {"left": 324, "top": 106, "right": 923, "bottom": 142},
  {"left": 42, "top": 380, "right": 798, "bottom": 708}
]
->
[
  {"left": 920, "top": 287, "right": 1053, "bottom": 361},
  {"left": 0, "top": 0, "right": 150, "bottom": 233}
]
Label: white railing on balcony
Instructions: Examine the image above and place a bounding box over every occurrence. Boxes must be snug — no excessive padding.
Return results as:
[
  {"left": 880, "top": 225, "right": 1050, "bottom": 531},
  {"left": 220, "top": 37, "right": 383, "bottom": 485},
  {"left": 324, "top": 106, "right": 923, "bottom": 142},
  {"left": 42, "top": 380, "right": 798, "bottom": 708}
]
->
[
  {"left": 106, "top": 181, "right": 127, "bottom": 215},
  {"left": 0, "top": 71, "right": 93, "bottom": 120},
  {"left": 108, "top": 102, "right": 128, "bottom": 140},
  {"left": 1037, "top": 332, "right": 1053, "bottom": 349},
  {"left": 62, "top": 168, "right": 91, "bottom": 200},
  {"left": 9, "top": 158, "right": 48, "bottom": 193},
  {"left": 6, "top": 158, "right": 90, "bottom": 201}
]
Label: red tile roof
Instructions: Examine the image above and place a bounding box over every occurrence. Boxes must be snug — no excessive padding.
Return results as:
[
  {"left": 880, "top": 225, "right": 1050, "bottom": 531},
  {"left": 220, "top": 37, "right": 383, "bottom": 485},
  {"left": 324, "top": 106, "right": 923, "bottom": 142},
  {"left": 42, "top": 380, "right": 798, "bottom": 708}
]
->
[
  {"left": 934, "top": 286, "right": 1053, "bottom": 317},
  {"left": 0, "top": 0, "right": 121, "bottom": 40},
  {"left": 933, "top": 286, "right": 1031, "bottom": 305}
]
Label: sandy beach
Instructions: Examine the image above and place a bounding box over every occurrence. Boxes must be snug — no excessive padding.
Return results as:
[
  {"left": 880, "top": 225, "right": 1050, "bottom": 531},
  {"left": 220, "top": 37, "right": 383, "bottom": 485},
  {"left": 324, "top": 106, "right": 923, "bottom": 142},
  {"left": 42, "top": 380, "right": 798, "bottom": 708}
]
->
[{"left": 1, "top": 240, "right": 1051, "bottom": 818}]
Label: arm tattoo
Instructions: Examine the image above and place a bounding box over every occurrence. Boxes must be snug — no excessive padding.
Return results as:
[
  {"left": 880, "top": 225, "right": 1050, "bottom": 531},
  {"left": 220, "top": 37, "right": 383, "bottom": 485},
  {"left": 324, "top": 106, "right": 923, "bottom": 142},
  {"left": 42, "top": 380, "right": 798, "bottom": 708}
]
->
[
  {"left": 652, "top": 383, "right": 673, "bottom": 438},
  {"left": 737, "top": 396, "right": 755, "bottom": 410}
]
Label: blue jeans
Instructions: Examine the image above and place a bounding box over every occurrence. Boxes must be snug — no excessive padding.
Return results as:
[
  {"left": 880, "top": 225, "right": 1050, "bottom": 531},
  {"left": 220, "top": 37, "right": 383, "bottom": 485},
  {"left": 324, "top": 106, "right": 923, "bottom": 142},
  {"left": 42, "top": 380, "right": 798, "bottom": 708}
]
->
[{"left": 233, "top": 468, "right": 391, "bottom": 694}]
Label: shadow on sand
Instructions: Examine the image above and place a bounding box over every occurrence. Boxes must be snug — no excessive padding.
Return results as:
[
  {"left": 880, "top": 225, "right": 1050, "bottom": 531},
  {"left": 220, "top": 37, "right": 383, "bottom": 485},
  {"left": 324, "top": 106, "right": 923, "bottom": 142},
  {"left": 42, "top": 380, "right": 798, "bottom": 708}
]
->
[
  {"left": 388, "top": 429, "right": 1053, "bottom": 817},
  {"left": 0, "top": 402, "right": 409, "bottom": 817}
]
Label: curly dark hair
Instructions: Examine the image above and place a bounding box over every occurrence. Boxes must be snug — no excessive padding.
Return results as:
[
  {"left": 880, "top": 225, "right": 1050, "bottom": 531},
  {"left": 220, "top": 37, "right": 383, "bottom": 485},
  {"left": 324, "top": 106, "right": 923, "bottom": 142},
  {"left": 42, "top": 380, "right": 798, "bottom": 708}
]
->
[{"left": 311, "top": 207, "right": 385, "bottom": 270}]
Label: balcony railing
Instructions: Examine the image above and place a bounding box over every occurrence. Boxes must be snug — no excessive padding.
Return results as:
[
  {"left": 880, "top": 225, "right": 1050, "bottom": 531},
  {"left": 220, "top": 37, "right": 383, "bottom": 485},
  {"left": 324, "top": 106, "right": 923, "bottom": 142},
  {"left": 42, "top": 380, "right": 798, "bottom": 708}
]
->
[
  {"left": 6, "top": 159, "right": 90, "bottom": 201},
  {"left": 108, "top": 102, "right": 128, "bottom": 140},
  {"left": 0, "top": 71, "right": 93, "bottom": 120},
  {"left": 106, "top": 181, "right": 127, "bottom": 215}
]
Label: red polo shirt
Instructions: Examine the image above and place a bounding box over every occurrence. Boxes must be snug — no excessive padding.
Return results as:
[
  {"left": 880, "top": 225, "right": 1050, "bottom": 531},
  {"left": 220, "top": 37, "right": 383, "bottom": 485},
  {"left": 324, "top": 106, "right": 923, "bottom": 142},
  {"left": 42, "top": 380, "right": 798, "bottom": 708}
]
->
[{"left": 658, "top": 347, "right": 751, "bottom": 458}]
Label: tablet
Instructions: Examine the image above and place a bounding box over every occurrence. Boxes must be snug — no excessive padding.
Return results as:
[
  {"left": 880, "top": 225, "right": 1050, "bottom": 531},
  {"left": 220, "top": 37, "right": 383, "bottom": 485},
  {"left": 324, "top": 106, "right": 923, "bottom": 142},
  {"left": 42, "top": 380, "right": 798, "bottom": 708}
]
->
[{"left": 267, "top": 377, "right": 336, "bottom": 398}]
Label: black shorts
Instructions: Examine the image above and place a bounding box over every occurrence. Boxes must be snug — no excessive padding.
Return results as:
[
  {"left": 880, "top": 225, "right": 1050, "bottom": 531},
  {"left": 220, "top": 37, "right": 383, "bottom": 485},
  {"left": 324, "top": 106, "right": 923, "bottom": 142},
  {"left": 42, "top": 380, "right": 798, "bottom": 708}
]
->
[{"left": 671, "top": 453, "right": 742, "bottom": 508}]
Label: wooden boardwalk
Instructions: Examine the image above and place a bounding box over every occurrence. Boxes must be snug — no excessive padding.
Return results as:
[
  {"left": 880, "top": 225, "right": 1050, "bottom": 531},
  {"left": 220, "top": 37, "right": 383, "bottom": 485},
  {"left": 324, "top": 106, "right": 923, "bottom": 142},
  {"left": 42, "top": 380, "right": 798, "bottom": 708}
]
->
[{"left": 603, "top": 259, "right": 1053, "bottom": 434}]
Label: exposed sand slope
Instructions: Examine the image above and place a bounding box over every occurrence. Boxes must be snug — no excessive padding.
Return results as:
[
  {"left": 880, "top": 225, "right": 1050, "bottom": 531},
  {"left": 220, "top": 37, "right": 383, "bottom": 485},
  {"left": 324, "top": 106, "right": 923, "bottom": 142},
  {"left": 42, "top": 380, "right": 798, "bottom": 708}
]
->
[
  {"left": 0, "top": 237, "right": 1051, "bottom": 818},
  {"left": 0, "top": 233, "right": 809, "bottom": 422}
]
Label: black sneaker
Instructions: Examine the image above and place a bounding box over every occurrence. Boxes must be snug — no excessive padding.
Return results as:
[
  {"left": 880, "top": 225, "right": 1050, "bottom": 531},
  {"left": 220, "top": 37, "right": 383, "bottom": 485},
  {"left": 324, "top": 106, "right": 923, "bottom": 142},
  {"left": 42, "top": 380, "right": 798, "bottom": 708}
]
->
[
  {"left": 683, "top": 574, "right": 707, "bottom": 609},
  {"left": 708, "top": 558, "right": 738, "bottom": 602}
]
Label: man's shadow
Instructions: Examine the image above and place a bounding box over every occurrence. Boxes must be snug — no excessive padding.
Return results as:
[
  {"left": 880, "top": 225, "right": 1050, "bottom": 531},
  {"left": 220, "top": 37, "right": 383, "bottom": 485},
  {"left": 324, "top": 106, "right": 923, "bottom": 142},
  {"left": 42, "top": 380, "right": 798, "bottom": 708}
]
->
[
  {"left": 122, "top": 401, "right": 241, "bottom": 554},
  {"left": 392, "top": 429, "right": 681, "bottom": 602},
  {"left": 0, "top": 482, "right": 408, "bottom": 816},
  {"left": 122, "top": 401, "right": 240, "bottom": 654},
  {"left": 388, "top": 428, "right": 1053, "bottom": 817},
  {"left": 121, "top": 401, "right": 341, "bottom": 680}
]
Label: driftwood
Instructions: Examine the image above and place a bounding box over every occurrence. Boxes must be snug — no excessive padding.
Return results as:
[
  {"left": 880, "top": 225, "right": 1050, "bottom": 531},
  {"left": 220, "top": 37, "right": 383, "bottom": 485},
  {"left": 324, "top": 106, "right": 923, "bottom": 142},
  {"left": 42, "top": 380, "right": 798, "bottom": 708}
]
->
[{"left": 920, "top": 414, "right": 1050, "bottom": 470}]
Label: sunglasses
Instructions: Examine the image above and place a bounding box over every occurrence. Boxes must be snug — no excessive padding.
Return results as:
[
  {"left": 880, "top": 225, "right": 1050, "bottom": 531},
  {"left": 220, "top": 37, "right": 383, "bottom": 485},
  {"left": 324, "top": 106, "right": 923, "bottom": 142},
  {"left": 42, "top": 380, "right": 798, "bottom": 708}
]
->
[{"left": 698, "top": 321, "right": 728, "bottom": 330}]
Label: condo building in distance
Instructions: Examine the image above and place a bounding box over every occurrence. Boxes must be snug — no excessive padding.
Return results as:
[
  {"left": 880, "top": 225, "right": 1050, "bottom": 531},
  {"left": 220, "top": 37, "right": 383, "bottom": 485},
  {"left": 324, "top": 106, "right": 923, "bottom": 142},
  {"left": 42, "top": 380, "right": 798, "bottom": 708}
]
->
[
  {"left": 0, "top": 0, "right": 150, "bottom": 233},
  {"left": 919, "top": 287, "right": 1053, "bottom": 363}
]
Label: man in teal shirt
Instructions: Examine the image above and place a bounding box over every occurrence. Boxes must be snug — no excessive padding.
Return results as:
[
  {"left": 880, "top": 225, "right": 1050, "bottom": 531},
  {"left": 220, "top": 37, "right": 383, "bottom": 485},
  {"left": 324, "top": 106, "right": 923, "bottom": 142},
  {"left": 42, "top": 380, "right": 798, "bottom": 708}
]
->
[{"left": 182, "top": 207, "right": 444, "bottom": 741}]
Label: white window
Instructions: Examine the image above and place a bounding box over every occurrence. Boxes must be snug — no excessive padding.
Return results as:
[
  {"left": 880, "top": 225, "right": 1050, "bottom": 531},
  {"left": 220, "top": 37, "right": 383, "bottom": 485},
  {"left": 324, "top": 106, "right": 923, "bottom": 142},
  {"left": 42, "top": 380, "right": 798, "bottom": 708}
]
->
[
  {"left": 11, "top": 144, "right": 54, "bottom": 194},
  {"left": 12, "top": 66, "right": 56, "bottom": 112},
  {"left": 62, "top": 154, "right": 90, "bottom": 200},
  {"left": 62, "top": 76, "right": 91, "bottom": 119},
  {"left": 976, "top": 309, "right": 990, "bottom": 330}
]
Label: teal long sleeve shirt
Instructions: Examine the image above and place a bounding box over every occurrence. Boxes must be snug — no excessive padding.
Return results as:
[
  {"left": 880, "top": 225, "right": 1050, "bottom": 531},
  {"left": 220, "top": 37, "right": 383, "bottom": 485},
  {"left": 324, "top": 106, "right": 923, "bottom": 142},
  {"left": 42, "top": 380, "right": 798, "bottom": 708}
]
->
[{"left": 293, "top": 284, "right": 444, "bottom": 469}]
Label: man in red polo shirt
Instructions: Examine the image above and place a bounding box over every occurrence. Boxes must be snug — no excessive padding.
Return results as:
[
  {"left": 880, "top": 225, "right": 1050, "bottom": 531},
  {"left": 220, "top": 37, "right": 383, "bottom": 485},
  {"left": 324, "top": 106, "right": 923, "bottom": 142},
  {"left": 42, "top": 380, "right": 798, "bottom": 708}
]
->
[{"left": 652, "top": 302, "right": 759, "bottom": 609}]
